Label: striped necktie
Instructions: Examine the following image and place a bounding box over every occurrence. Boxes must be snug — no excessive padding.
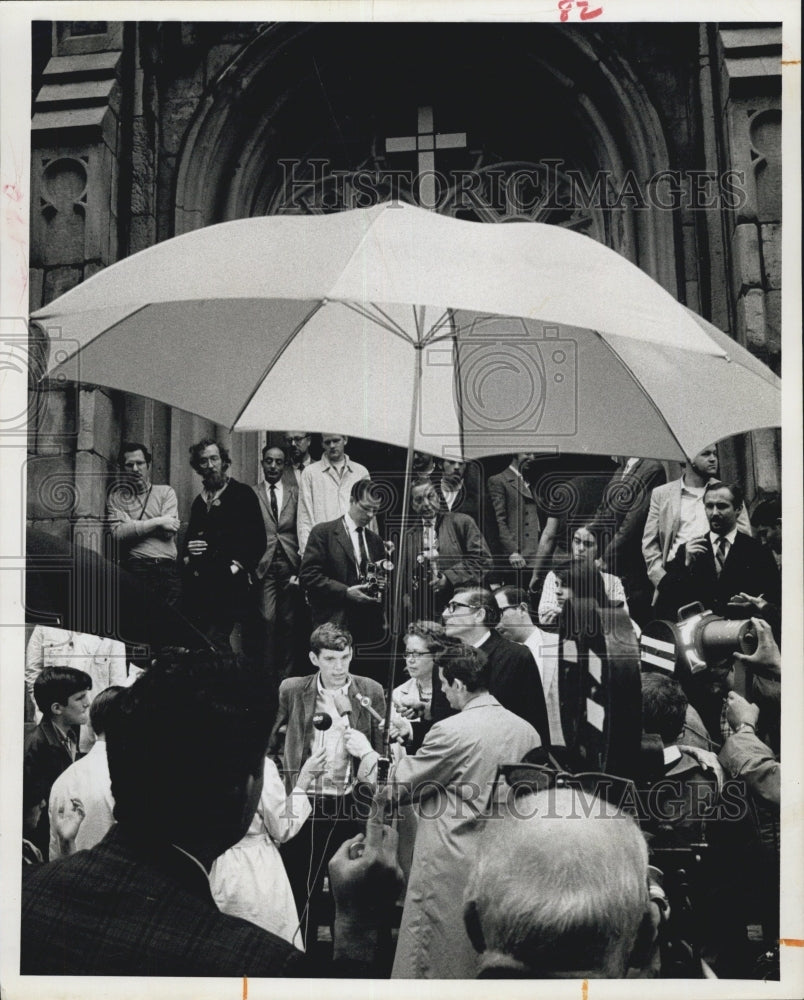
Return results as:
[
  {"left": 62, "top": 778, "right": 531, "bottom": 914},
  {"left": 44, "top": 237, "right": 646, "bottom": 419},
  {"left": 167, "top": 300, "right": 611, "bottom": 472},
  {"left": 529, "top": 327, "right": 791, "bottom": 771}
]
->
[{"left": 714, "top": 536, "right": 728, "bottom": 576}]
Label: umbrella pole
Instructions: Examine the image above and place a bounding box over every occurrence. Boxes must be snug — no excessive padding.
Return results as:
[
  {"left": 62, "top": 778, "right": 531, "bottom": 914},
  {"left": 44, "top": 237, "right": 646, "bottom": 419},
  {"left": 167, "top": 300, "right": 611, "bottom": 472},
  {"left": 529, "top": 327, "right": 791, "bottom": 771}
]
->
[{"left": 379, "top": 341, "right": 423, "bottom": 782}]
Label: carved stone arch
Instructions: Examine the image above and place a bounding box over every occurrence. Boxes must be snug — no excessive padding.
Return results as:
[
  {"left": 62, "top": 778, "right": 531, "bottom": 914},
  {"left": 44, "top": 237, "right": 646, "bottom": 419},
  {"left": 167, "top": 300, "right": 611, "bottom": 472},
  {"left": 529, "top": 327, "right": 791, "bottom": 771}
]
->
[{"left": 174, "top": 24, "right": 678, "bottom": 293}]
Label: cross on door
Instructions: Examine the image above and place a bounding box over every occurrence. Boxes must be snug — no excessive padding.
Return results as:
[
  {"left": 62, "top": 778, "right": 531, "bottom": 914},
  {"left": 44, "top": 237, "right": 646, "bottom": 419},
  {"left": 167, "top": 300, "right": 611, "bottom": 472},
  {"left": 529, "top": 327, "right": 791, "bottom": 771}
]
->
[{"left": 385, "top": 106, "right": 466, "bottom": 208}]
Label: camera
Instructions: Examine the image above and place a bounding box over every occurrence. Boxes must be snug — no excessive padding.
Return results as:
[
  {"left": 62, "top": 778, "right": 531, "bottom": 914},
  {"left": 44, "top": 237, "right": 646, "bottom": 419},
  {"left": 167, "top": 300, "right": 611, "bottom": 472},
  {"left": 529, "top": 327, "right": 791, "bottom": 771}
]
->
[
  {"left": 360, "top": 559, "right": 393, "bottom": 598},
  {"left": 640, "top": 601, "right": 757, "bottom": 683}
]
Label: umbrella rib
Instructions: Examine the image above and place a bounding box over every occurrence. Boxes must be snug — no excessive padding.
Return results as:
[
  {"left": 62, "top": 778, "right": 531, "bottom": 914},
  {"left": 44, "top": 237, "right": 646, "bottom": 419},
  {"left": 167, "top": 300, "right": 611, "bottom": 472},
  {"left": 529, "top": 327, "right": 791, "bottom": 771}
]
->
[
  {"left": 340, "top": 300, "right": 416, "bottom": 345},
  {"left": 230, "top": 300, "right": 327, "bottom": 429},
  {"left": 596, "top": 333, "right": 689, "bottom": 459},
  {"left": 421, "top": 308, "right": 453, "bottom": 346}
]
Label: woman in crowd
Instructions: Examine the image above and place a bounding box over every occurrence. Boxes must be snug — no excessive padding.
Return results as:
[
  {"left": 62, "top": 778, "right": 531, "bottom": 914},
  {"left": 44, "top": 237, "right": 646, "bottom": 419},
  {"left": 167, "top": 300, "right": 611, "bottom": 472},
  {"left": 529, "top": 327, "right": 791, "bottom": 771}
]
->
[
  {"left": 393, "top": 621, "right": 446, "bottom": 753},
  {"left": 538, "top": 525, "right": 629, "bottom": 626}
]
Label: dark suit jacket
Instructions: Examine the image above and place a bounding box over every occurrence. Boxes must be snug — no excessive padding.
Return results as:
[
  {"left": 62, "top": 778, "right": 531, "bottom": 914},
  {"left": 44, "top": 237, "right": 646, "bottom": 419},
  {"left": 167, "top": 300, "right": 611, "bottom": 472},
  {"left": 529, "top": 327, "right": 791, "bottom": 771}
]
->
[
  {"left": 656, "top": 531, "right": 781, "bottom": 620},
  {"left": 487, "top": 467, "right": 541, "bottom": 562},
  {"left": 431, "top": 631, "right": 550, "bottom": 747},
  {"left": 268, "top": 672, "right": 386, "bottom": 789},
  {"left": 299, "top": 516, "right": 387, "bottom": 644},
  {"left": 21, "top": 823, "right": 304, "bottom": 976},
  {"left": 24, "top": 718, "right": 77, "bottom": 854},
  {"left": 592, "top": 459, "right": 666, "bottom": 583},
  {"left": 252, "top": 480, "right": 300, "bottom": 576}
]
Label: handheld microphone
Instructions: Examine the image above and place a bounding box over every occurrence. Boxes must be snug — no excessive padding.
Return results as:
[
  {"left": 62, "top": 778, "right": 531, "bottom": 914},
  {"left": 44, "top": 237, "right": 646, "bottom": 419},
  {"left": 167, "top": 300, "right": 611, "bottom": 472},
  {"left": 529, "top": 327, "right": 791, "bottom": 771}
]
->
[
  {"left": 357, "top": 694, "right": 384, "bottom": 724},
  {"left": 312, "top": 711, "right": 332, "bottom": 731},
  {"left": 333, "top": 693, "right": 352, "bottom": 722}
]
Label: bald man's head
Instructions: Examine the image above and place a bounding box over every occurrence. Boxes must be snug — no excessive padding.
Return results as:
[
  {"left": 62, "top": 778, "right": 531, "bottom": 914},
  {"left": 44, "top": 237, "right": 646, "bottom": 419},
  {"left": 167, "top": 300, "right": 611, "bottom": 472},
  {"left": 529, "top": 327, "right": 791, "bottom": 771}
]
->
[{"left": 464, "top": 788, "right": 651, "bottom": 978}]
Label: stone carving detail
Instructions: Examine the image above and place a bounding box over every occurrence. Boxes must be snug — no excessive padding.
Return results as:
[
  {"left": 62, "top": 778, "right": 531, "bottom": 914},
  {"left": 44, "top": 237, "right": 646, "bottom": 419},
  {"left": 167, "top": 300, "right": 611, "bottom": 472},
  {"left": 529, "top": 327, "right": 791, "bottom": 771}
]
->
[
  {"left": 39, "top": 156, "right": 89, "bottom": 265},
  {"left": 748, "top": 109, "right": 781, "bottom": 222}
]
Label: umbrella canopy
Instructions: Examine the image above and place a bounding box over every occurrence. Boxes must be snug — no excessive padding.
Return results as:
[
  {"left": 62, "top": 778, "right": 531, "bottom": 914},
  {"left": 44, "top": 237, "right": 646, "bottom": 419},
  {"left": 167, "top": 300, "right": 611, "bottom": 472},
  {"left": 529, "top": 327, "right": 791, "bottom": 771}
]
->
[{"left": 33, "top": 202, "right": 780, "bottom": 461}]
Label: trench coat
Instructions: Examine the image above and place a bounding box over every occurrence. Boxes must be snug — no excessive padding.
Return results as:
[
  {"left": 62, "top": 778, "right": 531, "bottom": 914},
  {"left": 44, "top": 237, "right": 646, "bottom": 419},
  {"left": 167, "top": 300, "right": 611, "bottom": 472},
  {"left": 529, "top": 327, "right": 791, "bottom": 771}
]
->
[{"left": 390, "top": 693, "right": 540, "bottom": 979}]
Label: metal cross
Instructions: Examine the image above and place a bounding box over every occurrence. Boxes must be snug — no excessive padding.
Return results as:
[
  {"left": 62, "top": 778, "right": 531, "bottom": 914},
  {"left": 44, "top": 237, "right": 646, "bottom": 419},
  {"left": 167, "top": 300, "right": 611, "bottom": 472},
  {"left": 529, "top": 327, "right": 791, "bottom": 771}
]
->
[{"left": 385, "top": 106, "right": 466, "bottom": 208}]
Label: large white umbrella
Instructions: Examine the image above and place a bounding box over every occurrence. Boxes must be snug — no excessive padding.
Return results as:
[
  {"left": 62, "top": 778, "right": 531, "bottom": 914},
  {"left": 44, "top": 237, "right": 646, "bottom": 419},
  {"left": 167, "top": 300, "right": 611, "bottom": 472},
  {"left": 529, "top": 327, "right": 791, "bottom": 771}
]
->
[{"left": 32, "top": 201, "right": 780, "bottom": 463}]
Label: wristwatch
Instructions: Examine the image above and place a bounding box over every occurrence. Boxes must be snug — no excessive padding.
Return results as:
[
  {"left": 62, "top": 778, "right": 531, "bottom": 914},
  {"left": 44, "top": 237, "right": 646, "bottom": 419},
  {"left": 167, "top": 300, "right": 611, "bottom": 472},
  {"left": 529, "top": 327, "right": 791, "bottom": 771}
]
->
[{"left": 735, "top": 722, "right": 756, "bottom": 735}]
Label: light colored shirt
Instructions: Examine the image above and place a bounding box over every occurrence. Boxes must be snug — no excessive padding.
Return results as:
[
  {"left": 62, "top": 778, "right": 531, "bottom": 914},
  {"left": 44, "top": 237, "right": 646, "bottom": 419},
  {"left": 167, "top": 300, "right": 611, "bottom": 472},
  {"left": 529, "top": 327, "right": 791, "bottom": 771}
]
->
[
  {"left": 311, "top": 674, "right": 353, "bottom": 796},
  {"left": 669, "top": 481, "right": 708, "bottom": 560},
  {"left": 439, "top": 480, "right": 459, "bottom": 510},
  {"left": 106, "top": 483, "right": 178, "bottom": 561},
  {"left": 25, "top": 627, "right": 133, "bottom": 751},
  {"left": 48, "top": 740, "right": 115, "bottom": 860},
  {"left": 297, "top": 453, "right": 371, "bottom": 552},
  {"left": 538, "top": 570, "right": 628, "bottom": 626},
  {"left": 344, "top": 512, "right": 367, "bottom": 572},
  {"left": 523, "top": 626, "right": 564, "bottom": 746}
]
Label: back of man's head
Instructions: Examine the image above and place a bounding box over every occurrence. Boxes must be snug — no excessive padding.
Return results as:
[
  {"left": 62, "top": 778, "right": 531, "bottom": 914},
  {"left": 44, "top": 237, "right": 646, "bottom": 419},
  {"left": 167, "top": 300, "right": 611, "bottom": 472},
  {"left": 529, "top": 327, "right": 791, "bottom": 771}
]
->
[
  {"left": 107, "top": 650, "right": 275, "bottom": 851},
  {"left": 33, "top": 666, "right": 92, "bottom": 719},
  {"left": 89, "top": 684, "right": 126, "bottom": 739},
  {"left": 464, "top": 788, "right": 650, "bottom": 978},
  {"left": 435, "top": 640, "right": 489, "bottom": 692},
  {"left": 640, "top": 672, "right": 687, "bottom": 746}
]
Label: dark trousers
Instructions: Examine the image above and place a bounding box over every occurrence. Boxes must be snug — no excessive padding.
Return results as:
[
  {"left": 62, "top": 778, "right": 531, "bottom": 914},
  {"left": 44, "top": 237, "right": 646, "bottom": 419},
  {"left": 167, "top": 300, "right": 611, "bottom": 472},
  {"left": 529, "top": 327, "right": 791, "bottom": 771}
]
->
[
  {"left": 255, "top": 548, "right": 299, "bottom": 682},
  {"left": 123, "top": 557, "right": 182, "bottom": 611},
  {"left": 280, "top": 791, "right": 366, "bottom": 949}
]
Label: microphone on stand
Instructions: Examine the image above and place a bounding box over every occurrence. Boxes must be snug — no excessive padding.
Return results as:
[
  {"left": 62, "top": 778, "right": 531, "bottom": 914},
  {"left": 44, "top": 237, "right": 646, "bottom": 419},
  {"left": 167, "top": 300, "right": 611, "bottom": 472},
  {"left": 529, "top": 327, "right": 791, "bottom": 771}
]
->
[
  {"left": 332, "top": 693, "right": 353, "bottom": 723},
  {"left": 356, "top": 694, "right": 384, "bottom": 724}
]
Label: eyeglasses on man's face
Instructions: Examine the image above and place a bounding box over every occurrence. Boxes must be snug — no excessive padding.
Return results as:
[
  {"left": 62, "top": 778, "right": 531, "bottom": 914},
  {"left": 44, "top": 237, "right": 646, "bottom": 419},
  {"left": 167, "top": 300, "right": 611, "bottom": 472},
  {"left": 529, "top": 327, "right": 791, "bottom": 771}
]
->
[
  {"left": 286, "top": 435, "right": 309, "bottom": 444},
  {"left": 445, "top": 600, "right": 477, "bottom": 614}
]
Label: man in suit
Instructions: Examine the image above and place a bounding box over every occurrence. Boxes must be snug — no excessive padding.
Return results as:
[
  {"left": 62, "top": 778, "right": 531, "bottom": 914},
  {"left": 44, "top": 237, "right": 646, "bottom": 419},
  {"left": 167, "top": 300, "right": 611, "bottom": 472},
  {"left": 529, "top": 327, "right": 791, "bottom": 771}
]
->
[
  {"left": 434, "top": 457, "right": 483, "bottom": 522},
  {"left": 487, "top": 452, "right": 539, "bottom": 584},
  {"left": 401, "top": 480, "right": 493, "bottom": 623},
  {"left": 431, "top": 586, "right": 550, "bottom": 745},
  {"left": 589, "top": 456, "right": 666, "bottom": 627},
  {"left": 299, "top": 479, "right": 388, "bottom": 655},
  {"left": 642, "top": 444, "right": 753, "bottom": 604},
  {"left": 182, "top": 439, "right": 266, "bottom": 649},
  {"left": 269, "top": 623, "right": 386, "bottom": 948},
  {"left": 282, "top": 430, "right": 313, "bottom": 487},
  {"left": 252, "top": 444, "right": 301, "bottom": 681},
  {"left": 21, "top": 649, "right": 397, "bottom": 976},
  {"left": 655, "top": 482, "right": 780, "bottom": 621},
  {"left": 493, "top": 586, "right": 564, "bottom": 747}
]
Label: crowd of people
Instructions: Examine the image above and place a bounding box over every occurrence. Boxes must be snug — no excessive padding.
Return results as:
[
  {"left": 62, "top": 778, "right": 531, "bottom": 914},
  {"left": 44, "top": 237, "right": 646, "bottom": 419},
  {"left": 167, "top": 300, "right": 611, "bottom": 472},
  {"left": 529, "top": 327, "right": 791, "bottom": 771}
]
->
[{"left": 21, "top": 431, "right": 784, "bottom": 980}]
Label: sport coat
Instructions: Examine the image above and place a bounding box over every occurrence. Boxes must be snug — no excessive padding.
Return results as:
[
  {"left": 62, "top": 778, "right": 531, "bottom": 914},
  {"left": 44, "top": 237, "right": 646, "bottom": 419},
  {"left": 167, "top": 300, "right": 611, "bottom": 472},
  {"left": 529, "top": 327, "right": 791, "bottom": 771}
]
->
[
  {"left": 21, "top": 823, "right": 304, "bottom": 976},
  {"left": 487, "top": 467, "right": 541, "bottom": 562},
  {"left": 642, "top": 477, "right": 753, "bottom": 589},
  {"left": 268, "top": 672, "right": 386, "bottom": 790},
  {"left": 656, "top": 531, "right": 780, "bottom": 620},
  {"left": 252, "top": 480, "right": 300, "bottom": 577},
  {"left": 299, "top": 515, "right": 387, "bottom": 643}
]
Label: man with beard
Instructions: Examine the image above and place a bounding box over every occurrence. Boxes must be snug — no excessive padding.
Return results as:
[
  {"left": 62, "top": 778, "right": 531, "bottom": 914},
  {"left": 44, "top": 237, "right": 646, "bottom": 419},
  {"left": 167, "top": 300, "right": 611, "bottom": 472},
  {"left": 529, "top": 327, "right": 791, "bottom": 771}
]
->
[
  {"left": 106, "top": 442, "right": 181, "bottom": 610},
  {"left": 183, "top": 439, "right": 266, "bottom": 649}
]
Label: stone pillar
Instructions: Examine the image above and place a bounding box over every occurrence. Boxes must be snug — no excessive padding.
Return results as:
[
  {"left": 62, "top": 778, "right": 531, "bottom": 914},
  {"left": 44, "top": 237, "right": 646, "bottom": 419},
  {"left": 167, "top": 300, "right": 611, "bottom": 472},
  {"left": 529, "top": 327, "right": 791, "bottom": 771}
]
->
[
  {"left": 28, "top": 23, "right": 127, "bottom": 551},
  {"left": 716, "top": 24, "right": 782, "bottom": 503}
]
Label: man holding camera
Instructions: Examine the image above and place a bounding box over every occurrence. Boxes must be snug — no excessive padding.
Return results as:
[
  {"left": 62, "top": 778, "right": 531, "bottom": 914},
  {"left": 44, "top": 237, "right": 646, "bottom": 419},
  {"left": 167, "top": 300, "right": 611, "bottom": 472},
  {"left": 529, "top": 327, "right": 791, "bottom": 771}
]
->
[{"left": 299, "top": 479, "right": 388, "bottom": 653}]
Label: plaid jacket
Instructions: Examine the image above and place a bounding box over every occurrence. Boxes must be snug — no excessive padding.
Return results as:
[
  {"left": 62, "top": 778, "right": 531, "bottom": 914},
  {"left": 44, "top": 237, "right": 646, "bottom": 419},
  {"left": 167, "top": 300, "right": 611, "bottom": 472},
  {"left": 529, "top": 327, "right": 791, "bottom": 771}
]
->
[{"left": 21, "top": 824, "right": 305, "bottom": 977}]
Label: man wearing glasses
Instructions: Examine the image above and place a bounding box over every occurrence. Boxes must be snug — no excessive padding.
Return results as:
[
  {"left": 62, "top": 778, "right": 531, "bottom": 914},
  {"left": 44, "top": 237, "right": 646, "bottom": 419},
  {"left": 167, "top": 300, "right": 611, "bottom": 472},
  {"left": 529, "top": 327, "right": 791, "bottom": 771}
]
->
[
  {"left": 299, "top": 479, "right": 388, "bottom": 658},
  {"left": 282, "top": 431, "right": 313, "bottom": 486},
  {"left": 432, "top": 586, "right": 550, "bottom": 746}
]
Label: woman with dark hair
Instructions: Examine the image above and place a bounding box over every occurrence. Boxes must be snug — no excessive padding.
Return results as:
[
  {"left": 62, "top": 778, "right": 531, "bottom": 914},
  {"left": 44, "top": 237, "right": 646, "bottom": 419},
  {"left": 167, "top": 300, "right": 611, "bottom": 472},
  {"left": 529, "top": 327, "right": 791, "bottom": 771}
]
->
[{"left": 538, "top": 524, "right": 628, "bottom": 626}]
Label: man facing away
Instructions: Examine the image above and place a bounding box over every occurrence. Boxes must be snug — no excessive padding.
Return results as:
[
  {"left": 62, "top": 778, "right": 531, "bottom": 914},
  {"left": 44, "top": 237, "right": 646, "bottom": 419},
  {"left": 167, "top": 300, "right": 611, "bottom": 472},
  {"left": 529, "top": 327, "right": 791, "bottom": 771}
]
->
[
  {"left": 348, "top": 641, "right": 540, "bottom": 979},
  {"left": 21, "top": 648, "right": 399, "bottom": 976},
  {"left": 106, "top": 441, "right": 181, "bottom": 610},
  {"left": 297, "top": 433, "right": 371, "bottom": 553}
]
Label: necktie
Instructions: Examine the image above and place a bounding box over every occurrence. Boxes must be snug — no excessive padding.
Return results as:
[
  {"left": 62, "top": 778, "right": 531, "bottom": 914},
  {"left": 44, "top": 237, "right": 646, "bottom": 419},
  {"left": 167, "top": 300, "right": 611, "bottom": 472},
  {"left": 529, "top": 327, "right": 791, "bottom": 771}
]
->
[
  {"left": 714, "top": 536, "right": 728, "bottom": 575},
  {"left": 355, "top": 526, "right": 370, "bottom": 576},
  {"left": 269, "top": 484, "right": 278, "bottom": 520}
]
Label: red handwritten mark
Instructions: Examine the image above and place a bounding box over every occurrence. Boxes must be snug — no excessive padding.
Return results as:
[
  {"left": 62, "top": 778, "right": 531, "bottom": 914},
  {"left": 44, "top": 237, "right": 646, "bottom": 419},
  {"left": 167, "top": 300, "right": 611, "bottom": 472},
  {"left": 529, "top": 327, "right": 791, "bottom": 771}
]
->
[
  {"left": 242, "top": 975, "right": 248, "bottom": 999},
  {"left": 558, "top": 0, "right": 603, "bottom": 20},
  {"left": 2, "top": 143, "right": 29, "bottom": 309},
  {"left": 581, "top": 978, "right": 589, "bottom": 1000},
  {"left": 780, "top": 938, "right": 804, "bottom": 947}
]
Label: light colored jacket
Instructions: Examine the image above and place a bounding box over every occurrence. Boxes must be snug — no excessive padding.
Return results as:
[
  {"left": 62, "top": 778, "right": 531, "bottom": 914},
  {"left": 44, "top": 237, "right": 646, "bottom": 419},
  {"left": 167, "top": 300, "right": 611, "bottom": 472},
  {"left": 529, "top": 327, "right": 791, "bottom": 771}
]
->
[{"left": 642, "top": 477, "right": 752, "bottom": 591}]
